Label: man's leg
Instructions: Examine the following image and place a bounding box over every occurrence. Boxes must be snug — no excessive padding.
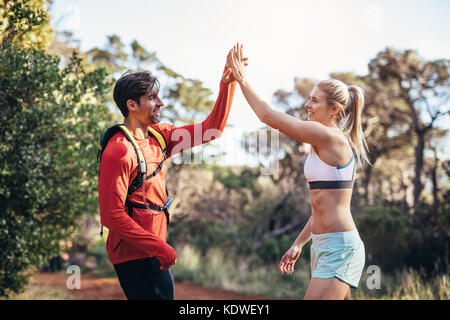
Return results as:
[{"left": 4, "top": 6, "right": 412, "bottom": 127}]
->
[{"left": 114, "top": 257, "right": 174, "bottom": 300}]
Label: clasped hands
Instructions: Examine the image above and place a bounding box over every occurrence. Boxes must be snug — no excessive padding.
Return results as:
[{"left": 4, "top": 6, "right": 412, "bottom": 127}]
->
[{"left": 222, "top": 43, "right": 248, "bottom": 84}]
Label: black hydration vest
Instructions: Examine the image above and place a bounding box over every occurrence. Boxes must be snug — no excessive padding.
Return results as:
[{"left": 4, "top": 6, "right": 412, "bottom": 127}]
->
[{"left": 97, "top": 124, "right": 171, "bottom": 236}]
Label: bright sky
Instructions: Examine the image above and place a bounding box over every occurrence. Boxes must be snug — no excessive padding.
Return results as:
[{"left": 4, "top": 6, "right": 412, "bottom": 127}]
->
[{"left": 50, "top": 0, "right": 450, "bottom": 164}]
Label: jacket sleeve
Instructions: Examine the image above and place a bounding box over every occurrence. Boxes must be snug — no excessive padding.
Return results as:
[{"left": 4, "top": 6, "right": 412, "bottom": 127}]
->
[
  {"left": 98, "top": 139, "right": 177, "bottom": 268},
  {"left": 165, "top": 66, "right": 237, "bottom": 157}
]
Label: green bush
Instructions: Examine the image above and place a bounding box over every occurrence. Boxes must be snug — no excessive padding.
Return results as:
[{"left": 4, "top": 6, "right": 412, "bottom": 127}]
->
[
  {"left": 0, "top": 7, "right": 111, "bottom": 295},
  {"left": 212, "top": 166, "right": 260, "bottom": 194},
  {"left": 355, "top": 206, "right": 422, "bottom": 272}
]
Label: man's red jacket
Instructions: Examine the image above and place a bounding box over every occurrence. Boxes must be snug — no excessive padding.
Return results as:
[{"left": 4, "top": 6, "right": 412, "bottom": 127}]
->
[{"left": 98, "top": 72, "right": 236, "bottom": 269}]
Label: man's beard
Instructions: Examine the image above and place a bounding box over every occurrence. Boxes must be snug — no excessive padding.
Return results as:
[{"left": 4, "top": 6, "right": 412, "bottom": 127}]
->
[{"left": 150, "top": 115, "right": 160, "bottom": 124}]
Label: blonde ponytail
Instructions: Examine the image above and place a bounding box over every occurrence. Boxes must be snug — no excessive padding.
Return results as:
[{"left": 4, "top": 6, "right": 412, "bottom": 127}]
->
[{"left": 344, "top": 85, "right": 371, "bottom": 167}]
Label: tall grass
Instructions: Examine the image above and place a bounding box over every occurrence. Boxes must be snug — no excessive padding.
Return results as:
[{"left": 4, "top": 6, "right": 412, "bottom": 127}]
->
[
  {"left": 172, "top": 245, "right": 449, "bottom": 300},
  {"left": 356, "top": 268, "right": 449, "bottom": 300},
  {"left": 2, "top": 284, "right": 76, "bottom": 300},
  {"left": 172, "top": 245, "right": 311, "bottom": 298}
]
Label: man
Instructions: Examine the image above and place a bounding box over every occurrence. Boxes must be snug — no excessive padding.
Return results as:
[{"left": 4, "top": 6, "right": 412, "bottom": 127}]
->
[{"left": 98, "top": 55, "right": 243, "bottom": 300}]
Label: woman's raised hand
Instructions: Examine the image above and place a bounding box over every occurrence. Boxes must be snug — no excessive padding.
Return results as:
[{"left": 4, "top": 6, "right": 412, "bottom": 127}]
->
[{"left": 226, "top": 43, "right": 248, "bottom": 84}]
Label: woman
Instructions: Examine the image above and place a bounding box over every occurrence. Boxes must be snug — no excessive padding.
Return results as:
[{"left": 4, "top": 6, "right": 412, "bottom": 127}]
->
[{"left": 227, "top": 43, "right": 370, "bottom": 300}]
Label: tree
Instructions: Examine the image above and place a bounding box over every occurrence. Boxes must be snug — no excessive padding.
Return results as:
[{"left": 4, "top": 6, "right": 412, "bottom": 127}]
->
[
  {"left": 0, "top": 2, "right": 111, "bottom": 296},
  {"left": 85, "top": 34, "right": 215, "bottom": 125},
  {"left": 329, "top": 72, "right": 412, "bottom": 205},
  {"left": 0, "top": 0, "right": 52, "bottom": 49},
  {"left": 85, "top": 34, "right": 128, "bottom": 74},
  {"left": 426, "top": 128, "right": 448, "bottom": 215},
  {"left": 368, "top": 48, "right": 450, "bottom": 213}
]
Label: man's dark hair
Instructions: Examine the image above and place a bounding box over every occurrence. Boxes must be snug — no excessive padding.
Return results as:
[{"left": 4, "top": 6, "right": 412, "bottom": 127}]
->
[{"left": 113, "top": 70, "right": 160, "bottom": 117}]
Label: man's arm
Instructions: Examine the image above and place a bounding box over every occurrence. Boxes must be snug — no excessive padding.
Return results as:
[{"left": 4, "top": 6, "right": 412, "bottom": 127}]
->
[
  {"left": 164, "top": 67, "right": 237, "bottom": 157},
  {"left": 98, "top": 139, "right": 177, "bottom": 269}
]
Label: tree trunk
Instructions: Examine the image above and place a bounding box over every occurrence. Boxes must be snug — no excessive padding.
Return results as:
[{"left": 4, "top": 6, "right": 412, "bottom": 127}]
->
[
  {"left": 413, "top": 130, "right": 425, "bottom": 213},
  {"left": 363, "top": 161, "right": 374, "bottom": 205},
  {"left": 431, "top": 149, "right": 440, "bottom": 214}
]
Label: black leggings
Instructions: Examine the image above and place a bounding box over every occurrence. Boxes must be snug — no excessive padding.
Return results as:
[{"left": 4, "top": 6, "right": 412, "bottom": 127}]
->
[{"left": 113, "top": 257, "right": 174, "bottom": 300}]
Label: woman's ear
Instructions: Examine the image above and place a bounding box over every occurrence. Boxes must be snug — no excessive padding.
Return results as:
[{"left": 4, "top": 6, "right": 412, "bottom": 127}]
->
[{"left": 330, "top": 103, "right": 341, "bottom": 117}]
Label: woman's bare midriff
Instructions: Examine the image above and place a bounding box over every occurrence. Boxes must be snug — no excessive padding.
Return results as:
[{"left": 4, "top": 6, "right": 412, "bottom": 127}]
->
[{"left": 309, "top": 188, "right": 356, "bottom": 234}]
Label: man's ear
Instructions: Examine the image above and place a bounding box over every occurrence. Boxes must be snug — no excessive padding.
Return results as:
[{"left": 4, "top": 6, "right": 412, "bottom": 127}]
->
[{"left": 126, "top": 99, "right": 138, "bottom": 114}]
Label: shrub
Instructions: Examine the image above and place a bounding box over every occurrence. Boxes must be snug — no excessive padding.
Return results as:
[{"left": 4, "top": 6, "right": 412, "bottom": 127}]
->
[
  {"left": 355, "top": 206, "right": 422, "bottom": 272},
  {"left": 0, "top": 8, "right": 111, "bottom": 295}
]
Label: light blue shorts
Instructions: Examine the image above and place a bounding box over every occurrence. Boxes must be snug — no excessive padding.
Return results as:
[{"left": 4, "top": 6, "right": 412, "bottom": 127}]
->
[{"left": 310, "top": 229, "right": 365, "bottom": 288}]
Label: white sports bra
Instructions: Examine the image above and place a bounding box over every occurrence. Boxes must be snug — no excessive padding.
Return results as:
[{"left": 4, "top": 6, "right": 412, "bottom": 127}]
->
[{"left": 304, "top": 145, "right": 355, "bottom": 189}]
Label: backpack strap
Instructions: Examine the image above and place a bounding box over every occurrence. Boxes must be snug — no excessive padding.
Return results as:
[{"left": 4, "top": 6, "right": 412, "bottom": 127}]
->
[
  {"left": 97, "top": 124, "right": 147, "bottom": 177},
  {"left": 144, "top": 125, "right": 167, "bottom": 180},
  {"left": 98, "top": 124, "right": 170, "bottom": 237},
  {"left": 118, "top": 124, "right": 147, "bottom": 176},
  {"left": 148, "top": 126, "right": 167, "bottom": 152}
]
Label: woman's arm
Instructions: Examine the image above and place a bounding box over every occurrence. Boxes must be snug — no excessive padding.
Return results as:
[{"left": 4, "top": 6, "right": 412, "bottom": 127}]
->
[
  {"left": 279, "top": 216, "right": 312, "bottom": 274},
  {"left": 292, "top": 216, "right": 312, "bottom": 249},
  {"left": 240, "top": 79, "right": 330, "bottom": 146},
  {"left": 228, "top": 44, "right": 331, "bottom": 147}
]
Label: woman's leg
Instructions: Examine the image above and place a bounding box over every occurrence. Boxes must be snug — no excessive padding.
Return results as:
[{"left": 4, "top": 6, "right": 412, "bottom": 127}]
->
[
  {"left": 344, "top": 287, "right": 351, "bottom": 300},
  {"left": 304, "top": 277, "right": 350, "bottom": 300}
]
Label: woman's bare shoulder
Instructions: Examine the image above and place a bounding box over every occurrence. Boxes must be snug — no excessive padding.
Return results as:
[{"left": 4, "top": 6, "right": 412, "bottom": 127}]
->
[{"left": 314, "top": 128, "right": 353, "bottom": 164}]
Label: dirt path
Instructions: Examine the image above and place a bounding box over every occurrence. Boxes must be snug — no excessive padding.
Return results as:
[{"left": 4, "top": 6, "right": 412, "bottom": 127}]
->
[{"left": 30, "top": 272, "right": 272, "bottom": 300}]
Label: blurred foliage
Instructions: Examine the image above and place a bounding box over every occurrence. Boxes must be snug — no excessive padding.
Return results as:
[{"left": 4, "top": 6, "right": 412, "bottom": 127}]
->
[
  {"left": 212, "top": 165, "right": 260, "bottom": 194},
  {"left": 84, "top": 33, "right": 215, "bottom": 124},
  {"left": 0, "top": 1, "right": 113, "bottom": 297},
  {"left": 171, "top": 245, "right": 449, "bottom": 300},
  {"left": 171, "top": 244, "right": 311, "bottom": 298},
  {"left": 0, "top": 0, "right": 53, "bottom": 49},
  {"left": 368, "top": 48, "right": 450, "bottom": 213},
  {"left": 355, "top": 206, "right": 423, "bottom": 272}
]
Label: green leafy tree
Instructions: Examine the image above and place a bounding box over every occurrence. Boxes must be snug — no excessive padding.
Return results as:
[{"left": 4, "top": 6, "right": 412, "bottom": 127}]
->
[
  {"left": 329, "top": 71, "right": 412, "bottom": 205},
  {"left": 0, "top": 0, "right": 52, "bottom": 49},
  {"left": 0, "top": 2, "right": 111, "bottom": 297},
  {"left": 86, "top": 35, "right": 215, "bottom": 124},
  {"left": 368, "top": 48, "right": 450, "bottom": 213}
]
